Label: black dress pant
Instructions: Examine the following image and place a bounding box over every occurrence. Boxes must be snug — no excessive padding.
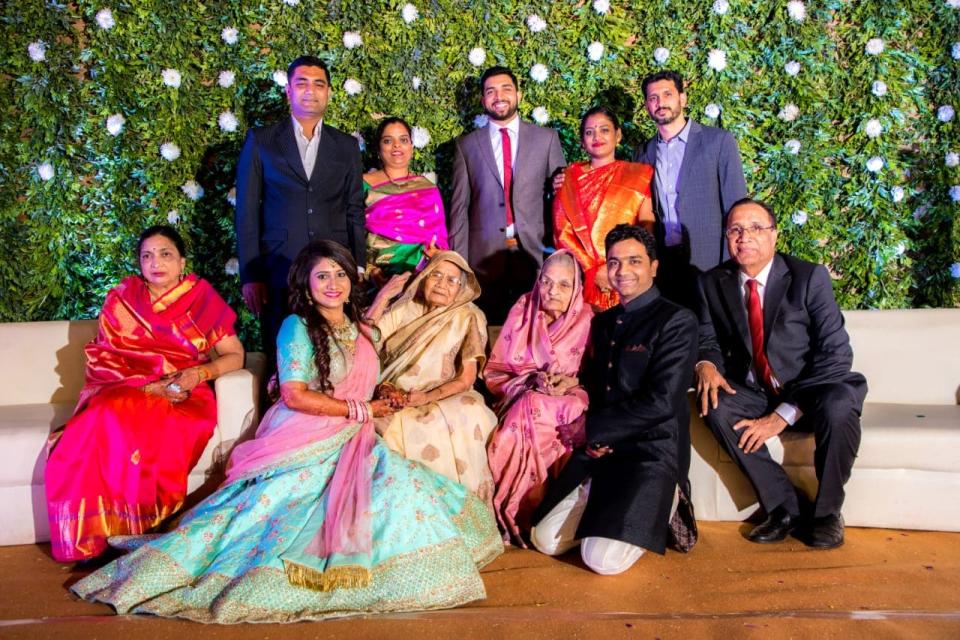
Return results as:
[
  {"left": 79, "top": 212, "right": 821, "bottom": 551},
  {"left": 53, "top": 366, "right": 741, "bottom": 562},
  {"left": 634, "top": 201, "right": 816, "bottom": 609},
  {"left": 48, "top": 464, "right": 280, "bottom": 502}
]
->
[{"left": 703, "top": 379, "right": 862, "bottom": 518}]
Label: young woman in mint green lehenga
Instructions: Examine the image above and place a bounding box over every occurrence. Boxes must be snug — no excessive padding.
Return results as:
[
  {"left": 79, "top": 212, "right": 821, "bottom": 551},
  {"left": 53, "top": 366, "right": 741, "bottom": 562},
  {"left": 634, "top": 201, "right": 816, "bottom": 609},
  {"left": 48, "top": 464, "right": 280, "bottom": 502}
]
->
[{"left": 72, "top": 240, "right": 502, "bottom": 624}]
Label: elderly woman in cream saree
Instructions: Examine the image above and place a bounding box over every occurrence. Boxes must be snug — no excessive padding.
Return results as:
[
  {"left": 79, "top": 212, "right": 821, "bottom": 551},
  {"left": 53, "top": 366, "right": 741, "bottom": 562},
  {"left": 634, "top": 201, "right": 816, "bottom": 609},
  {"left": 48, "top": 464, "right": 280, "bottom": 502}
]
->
[{"left": 367, "top": 251, "right": 497, "bottom": 502}]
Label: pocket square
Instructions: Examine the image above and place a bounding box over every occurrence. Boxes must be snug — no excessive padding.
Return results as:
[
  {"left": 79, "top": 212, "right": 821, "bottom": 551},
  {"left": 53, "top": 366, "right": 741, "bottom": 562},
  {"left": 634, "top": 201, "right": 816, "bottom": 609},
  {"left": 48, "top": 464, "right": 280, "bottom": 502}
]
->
[{"left": 624, "top": 344, "right": 647, "bottom": 353}]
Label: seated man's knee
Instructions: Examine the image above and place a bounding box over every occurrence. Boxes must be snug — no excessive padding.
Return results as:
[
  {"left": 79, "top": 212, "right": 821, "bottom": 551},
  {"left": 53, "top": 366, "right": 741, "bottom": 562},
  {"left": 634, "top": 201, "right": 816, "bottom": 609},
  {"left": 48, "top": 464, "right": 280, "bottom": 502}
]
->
[
  {"left": 580, "top": 537, "right": 645, "bottom": 575},
  {"left": 808, "top": 384, "right": 859, "bottom": 429}
]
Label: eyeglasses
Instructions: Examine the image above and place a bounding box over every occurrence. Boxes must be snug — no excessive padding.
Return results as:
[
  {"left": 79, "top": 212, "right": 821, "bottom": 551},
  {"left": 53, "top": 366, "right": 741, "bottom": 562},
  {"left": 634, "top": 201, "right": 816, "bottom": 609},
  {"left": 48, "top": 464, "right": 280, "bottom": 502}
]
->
[
  {"left": 725, "top": 224, "right": 776, "bottom": 238},
  {"left": 426, "top": 271, "right": 462, "bottom": 287}
]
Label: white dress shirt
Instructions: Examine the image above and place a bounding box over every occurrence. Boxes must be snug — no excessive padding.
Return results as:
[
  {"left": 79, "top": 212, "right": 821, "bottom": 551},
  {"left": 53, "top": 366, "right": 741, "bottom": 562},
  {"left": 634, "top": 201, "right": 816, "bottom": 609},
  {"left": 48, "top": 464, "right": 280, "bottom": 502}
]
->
[
  {"left": 292, "top": 116, "right": 322, "bottom": 180},
  {"left": 487, "top": 115, "right": 520, "bottom": 238},
  {"left": 738, "top": 259, "right": 802, "bottom": 425}
]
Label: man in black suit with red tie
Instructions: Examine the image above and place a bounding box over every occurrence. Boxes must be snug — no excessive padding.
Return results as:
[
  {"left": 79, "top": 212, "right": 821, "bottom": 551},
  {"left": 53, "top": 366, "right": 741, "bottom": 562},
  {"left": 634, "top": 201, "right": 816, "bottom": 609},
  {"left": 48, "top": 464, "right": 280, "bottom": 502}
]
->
[
  {"left": 235, "top": 55, "right": 365, "bottom": 356},
  {"left": 696, "top": 198, "right": 866, "bottom": 549}
]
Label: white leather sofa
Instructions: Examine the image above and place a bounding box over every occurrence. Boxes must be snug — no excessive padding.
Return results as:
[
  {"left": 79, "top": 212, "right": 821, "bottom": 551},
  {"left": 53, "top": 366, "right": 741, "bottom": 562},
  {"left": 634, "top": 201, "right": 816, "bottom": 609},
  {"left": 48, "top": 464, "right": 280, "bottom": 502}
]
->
[
  {"left": 690, "top": 308, "right": 960, "bottom": 531},
  {"left": 0, "top": 320, "right": 264, "bottom": 546}
]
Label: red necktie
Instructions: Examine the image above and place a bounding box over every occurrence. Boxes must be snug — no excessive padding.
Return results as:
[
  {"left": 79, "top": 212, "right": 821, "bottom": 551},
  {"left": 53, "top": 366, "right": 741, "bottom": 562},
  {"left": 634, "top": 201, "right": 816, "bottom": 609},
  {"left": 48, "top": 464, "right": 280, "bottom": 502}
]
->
[
  {"left": 746, "top": 279, "right": 776, "bottom": 392},
  {"left": 500, "top": 128, "right": 516, "bottom": 245}
]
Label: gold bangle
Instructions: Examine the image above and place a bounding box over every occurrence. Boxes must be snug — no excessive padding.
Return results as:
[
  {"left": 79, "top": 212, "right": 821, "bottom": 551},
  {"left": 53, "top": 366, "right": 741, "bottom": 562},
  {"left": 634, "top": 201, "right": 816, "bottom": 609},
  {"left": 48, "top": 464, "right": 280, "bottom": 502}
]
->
[{"left": 196, "top": 366, "right": 211, "bottom": 382}]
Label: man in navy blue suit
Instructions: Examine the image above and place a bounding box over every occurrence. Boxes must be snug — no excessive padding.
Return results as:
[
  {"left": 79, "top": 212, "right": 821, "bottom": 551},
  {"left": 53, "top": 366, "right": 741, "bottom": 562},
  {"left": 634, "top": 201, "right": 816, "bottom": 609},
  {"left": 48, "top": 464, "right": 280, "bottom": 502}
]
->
[
  {"left": 235, "top": 55, "right": 365, "bottom": 355},
  {"left": 634, "top": 70, "right": 748, "bottom": 309},
  {"left": 696, "top": 198, "right": 866, "bottom": 549}
]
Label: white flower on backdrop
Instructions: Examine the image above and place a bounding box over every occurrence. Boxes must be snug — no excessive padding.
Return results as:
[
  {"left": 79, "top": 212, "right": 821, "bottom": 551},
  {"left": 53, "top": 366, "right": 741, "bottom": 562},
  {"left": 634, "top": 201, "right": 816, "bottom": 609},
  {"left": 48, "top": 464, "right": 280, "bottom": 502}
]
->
[
  {"left": 162, "top": 68, "right": 182, "bottom": 88},
  {"left": 526, "top": 14, "right": 547, "bottom": 33},
  {"left": 947, "top": 0, "right": 960, "bottom": 9},
  {"left": 343, "top": 78, "right": 362, "bottom": 95},
  {"left": 704, "top": 103, "right": 721, "bottom": 119},
  {"left": 712, "top": 0, "right": 730, "bottom": 15},
  {"left": 160, "top": 142, "right": 181, "bottom": 161},
  {"left": 864, "top": 118, "right": 883, "bottom": 139},
  {"left": 272, "top": 70, "right": 287, "bottom": 87},
  {"left": 343, "top": 31, "right": 362, "bottom": 49},
  {"left": 401, "top": 3, "right": 418, "bottom": 24},
  {"left": 950, "top": 263, "right": 960, "bottom": 279},
  {"left": 952, "top": 43, "right": 960, "bottom": 60},
  {"left": 785, "top": 139, "right": 801, "bottom": 154},
  {"left": 787, "top": 1, "right": 806, "bottom": 22},
  {"left": 218, "top": 110, "right": 238, "bottom": 132},
  {"left": 473, "top": 114, "right": 490, "bottom": 129},
  {"left": 530, "top": 63, "right": 549, "bottom": 83},
  {"left": 593, "top": 0, "right": 610, "bottom": 15},
  {"left": 532, "top": 106, "right": 550, "bottom": 125},
  {"left": 218, "top": 70, "right": 236, "bottom": 88},
  {"left": 866, "top": 156, "right": 884, "bottom": 173},
  {"left": 351, "top": 131, "right": 365, "bottom": 151},
  {"left": 283, "top": 0, "right": 300, "bottom": 5},
  {"left": 227, "top": 187, "right": 237, "bottom": 206},
  {"left": 890, "top": 186, "right": 905, "bottom": 203},
  {"left": 792, "top": 210, "right": 807, "bottom": 225},
  {"left": 411, "top": 126, "right": 430, "bottom": 149},
  {"left": 895, "top": 242, "right": 906, "bottom": 256},
  {"left": 587, "top": 41, "right": 605, "bottom": 62},
  {"left": 95, "top": 8, "right": 115, "bottom": 30},
  {"left": 412, "top": 76, "right": 422, "bottom": 90},
  {"left": 946, "top": 152, "right": 959, "bottom": 168},
  {"left": 865, "top": 38, "right": 885, "bottom": 55},
  {"left": 224, "top": 258, "right": 239, "bottom": 276},
  {"left": 871, "top": 80, "right": 887, "bottom": 97},
  {"left": 707, "top": 48, "right": 727, "bottom": 71},
  {"left": 37, "top": 162, "right": 55, "bottom": 181},
  {"left": 106, "top": 113, "right": 125, "bottom": 136},
  {"left": 937, "top": 105, "right": 956, "bottom": 123},
  {"left": 28, "top": 41, "right": 46, "bottom": 62},
  {"left": 468, "top": 47, "right": 486, "bottom": 67},
  {"left": 653, "top": 47, "right": 670, "bottom": 64},
  {"left": 221, "top": 27, "right": 238, "bottom": 45},
  {"left": 181, "top": 180, "right": 204, "bottom": 201},
  {"left": 784, "top": 60, "right": 801, "bottom": 76},
  {"left": 950, "top": 185, "right": 960, "bottom": 202},
  {"left": 778, "top": 103, "right": 800, "bottom": 121},
  {"left": 167, "top": 210, "right": 180, "bottom": 224}
]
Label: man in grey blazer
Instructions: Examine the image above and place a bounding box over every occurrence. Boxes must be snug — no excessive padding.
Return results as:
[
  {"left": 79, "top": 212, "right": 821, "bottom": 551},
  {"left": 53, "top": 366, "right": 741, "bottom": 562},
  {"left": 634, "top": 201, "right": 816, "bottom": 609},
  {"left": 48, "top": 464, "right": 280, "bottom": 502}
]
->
[
  {"left": 634, "top": 70, "right": 748, "bottom": 309},
  {"left": 449, "top": 66, "right": 566, "bottom": 323},
  {"left": 235, "top": 55, "right": 365, "bottom": 357}
]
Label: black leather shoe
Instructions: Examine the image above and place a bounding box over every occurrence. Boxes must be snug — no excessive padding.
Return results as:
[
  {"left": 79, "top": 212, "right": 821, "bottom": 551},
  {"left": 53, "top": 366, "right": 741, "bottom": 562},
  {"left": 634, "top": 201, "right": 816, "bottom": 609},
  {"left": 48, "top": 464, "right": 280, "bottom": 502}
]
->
[
  {"left": 808, "top": 513, "right": 845, "bottom": 549},
  {"left": 747, "top": 506, "right": 797, "bottom": 543}
]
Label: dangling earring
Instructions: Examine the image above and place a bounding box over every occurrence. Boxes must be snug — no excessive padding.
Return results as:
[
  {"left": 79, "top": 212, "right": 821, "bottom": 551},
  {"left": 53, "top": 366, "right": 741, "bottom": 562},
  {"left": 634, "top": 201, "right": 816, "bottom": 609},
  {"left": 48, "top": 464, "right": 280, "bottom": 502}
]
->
[{"left": 179, "top": 273, "right": 185, "bottom": 282}]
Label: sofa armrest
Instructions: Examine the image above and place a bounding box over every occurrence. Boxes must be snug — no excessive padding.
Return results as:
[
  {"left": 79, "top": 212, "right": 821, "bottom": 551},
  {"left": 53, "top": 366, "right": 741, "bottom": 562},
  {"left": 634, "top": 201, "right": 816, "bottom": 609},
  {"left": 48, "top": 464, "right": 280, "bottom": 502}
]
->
[{"left": 211, "top": 353, "right": 266, "bottom": 463}]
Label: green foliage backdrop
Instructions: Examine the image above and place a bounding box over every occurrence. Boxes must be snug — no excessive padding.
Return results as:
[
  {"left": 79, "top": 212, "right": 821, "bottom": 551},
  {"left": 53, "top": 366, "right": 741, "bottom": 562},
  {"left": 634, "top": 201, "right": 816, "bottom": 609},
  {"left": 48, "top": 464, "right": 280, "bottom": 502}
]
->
[{"left": 2, "top": 0, "right": 958, "bottom": 342}]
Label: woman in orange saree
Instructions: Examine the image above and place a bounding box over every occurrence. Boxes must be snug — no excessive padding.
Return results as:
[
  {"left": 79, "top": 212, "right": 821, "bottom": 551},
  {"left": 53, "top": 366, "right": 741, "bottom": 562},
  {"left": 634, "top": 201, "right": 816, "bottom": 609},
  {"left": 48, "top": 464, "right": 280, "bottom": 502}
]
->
[
  {"left": 45, "top": 225, "right": 244, "bottom": 562},
  {"left": 553, "top": 106, "right": 655, "bottom": 310}
]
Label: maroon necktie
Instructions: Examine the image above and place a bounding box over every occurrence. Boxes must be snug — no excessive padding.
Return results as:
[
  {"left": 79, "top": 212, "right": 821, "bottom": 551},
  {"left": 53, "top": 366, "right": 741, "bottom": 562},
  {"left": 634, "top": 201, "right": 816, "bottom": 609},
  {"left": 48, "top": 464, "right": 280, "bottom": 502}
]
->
[
  {"left": 746, "top": 279, "right": 776, "bottom": 392},
  {"left": 500, "top": 128, "right": 516, "bottom": 246}
]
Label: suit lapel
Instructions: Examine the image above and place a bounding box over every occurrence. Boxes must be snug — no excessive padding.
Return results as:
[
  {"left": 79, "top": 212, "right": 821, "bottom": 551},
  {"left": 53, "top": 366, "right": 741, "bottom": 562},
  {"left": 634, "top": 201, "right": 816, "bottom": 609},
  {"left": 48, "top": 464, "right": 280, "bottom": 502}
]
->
[
  {"left": 719, "top": 265, "right": 751, "bottom": 355},
  {"left": 674, "top": 120, "right": 701, "bottom": 217},
  {"left": 763, "top": 254, "right": 791, "bottom": 345},
  {"left": 477, "top": 126, "right": 503, "bottom": 188},
  {"left": 277, "top": 118, "right": 309, "bottom": 184},
  {"left": 513, "top": 120, "right": 533, "bottom": 186},
  {"left": 308, "top": 124, "right": 334, "bottom": 186}
]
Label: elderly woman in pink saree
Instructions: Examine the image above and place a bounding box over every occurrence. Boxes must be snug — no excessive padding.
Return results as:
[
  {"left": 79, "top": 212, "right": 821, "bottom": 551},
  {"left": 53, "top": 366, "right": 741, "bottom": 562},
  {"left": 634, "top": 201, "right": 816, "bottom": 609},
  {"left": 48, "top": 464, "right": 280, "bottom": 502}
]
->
[{"left": 484, "top": 250, "right": 594, "bottom": 546}]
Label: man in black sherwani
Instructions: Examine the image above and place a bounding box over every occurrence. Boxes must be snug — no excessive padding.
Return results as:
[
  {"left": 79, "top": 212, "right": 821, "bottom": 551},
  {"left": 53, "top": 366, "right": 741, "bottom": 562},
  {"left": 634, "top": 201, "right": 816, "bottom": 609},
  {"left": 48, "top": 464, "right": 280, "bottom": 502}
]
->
[{"left": 530, "top": 224, "right": 699, "bottom": 575}]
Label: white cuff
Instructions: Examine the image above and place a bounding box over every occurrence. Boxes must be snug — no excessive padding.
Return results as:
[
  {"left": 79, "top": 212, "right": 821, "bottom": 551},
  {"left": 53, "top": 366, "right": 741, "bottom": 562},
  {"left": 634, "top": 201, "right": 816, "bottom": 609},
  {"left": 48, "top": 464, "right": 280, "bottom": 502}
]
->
[{"left": 774, "top": 402, "right": 802, "bottom": 426}]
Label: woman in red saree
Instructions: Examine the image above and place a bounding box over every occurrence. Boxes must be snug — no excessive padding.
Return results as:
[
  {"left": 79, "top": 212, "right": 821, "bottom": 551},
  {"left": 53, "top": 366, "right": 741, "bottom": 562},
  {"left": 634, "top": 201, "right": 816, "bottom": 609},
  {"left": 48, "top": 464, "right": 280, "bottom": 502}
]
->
[
  {"left": 45, "top": 225, "right": 244, "bottom": 562},
  {"left": 554, "top": 106, "right": 655, "bottom": 310},
  {"left": 484, "top": 250, "right": 593, "bottom": 545}
]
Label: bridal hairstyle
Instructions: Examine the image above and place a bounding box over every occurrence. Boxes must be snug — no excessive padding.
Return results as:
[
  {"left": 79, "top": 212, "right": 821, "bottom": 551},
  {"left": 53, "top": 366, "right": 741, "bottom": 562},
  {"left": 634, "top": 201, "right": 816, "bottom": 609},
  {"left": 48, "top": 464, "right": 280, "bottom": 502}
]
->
[{"left": 287, "top": 240, "right": 367, "bottom": 391}]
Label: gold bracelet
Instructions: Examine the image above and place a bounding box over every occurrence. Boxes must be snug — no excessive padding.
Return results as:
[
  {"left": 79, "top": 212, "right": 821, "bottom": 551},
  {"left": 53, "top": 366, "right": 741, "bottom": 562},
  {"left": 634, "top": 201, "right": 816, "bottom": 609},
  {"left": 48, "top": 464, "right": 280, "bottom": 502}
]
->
[{"left": 196, "top": 366, "right": 211, "bottom": 382}]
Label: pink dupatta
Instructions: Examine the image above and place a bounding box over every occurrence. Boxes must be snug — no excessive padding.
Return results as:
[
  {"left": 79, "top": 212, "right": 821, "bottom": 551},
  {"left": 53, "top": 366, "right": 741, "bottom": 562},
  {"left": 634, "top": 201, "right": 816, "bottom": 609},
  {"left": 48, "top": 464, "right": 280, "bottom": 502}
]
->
[{"left": 225, "top": 326, "right": 380, "bottom": 591}]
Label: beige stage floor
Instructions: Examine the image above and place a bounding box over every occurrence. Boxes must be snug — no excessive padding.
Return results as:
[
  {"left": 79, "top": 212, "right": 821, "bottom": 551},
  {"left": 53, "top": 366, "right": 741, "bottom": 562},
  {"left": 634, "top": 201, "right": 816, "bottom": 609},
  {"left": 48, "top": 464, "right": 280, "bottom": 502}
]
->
[{"left": 1, "top": 522, "right": 958, "bottom": 639}]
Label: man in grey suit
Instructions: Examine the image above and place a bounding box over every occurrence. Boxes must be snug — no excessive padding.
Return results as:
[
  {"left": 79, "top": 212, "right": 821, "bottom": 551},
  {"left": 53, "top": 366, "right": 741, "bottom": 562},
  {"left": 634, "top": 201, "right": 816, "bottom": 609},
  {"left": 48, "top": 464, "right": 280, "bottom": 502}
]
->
[
  {"left": 634, "top": 70, "right": 748, "bottom": 309},
  {"left": 235, "top": 55, "right": 365, "bottom": 356},
  {"left": 449, "top": 66, "right": 566, "bottom": 323}
]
